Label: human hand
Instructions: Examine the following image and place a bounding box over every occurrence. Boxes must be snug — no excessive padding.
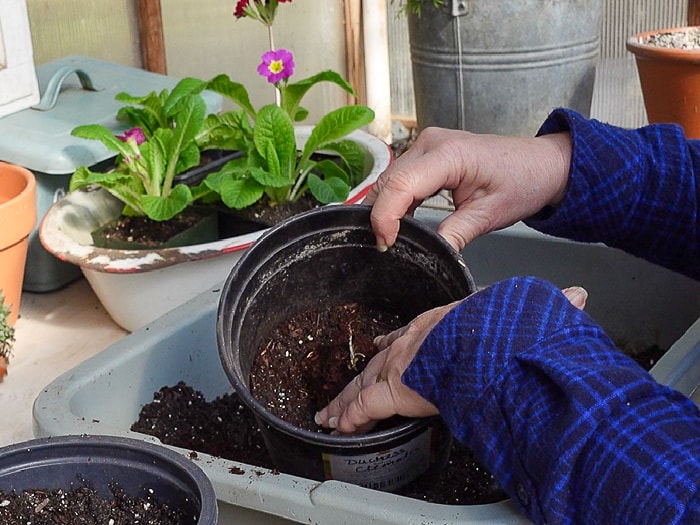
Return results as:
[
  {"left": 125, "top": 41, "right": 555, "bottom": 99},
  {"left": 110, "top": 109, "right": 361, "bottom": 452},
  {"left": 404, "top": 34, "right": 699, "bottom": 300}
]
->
[
  {"left": 364, "top": 127, "right": 572, "bottom": 252},
  {"left": 314, "top": 285, "right": 588, "bottom": 434}
]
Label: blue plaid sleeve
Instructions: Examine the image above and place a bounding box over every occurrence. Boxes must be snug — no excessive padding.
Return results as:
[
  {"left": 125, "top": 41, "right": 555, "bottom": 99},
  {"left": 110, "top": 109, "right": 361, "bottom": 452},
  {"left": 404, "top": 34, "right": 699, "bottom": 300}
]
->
[
  {"left": 403, "top": 277, "right": 700, "bottom": 524},
  {"left": 526, "top": 108, "right": 700, "bottom": 280}
]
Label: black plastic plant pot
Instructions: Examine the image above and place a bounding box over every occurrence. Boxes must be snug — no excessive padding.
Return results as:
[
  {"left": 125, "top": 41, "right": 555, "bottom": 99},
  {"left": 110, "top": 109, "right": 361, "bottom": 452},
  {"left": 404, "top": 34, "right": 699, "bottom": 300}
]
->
[
  {"left": 0, "top": 434, "right": 218, "bottom": 524},
  {"left": 217, "top": 204, "right": 476, "bottom": 492}
]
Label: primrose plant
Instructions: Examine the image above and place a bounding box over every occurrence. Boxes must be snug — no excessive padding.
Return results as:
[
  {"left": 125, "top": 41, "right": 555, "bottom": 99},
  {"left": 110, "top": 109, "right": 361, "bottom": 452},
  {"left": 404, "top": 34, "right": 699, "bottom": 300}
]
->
[
  {"left": 69, "top": 0, "right": 375, "bottom": 222},
  {"left": 70, "top": 77, "right": 225, "bottom": 222},
  {"left": 202, "top": 0, "right": 376, "bottom": 210}
]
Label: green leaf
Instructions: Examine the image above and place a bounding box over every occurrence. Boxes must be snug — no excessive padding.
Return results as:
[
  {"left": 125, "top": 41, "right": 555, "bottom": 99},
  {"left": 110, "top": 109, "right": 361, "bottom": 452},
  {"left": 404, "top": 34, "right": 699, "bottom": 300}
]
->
[
  {"left": 318, "top": 140, "right": 369, "bottom": 186},
  {"left": 281, "top": 70, "right": 357, "bottom": 122},
  {"left": 71, "top": 124, "right": 135, "bottom": 158},
  {"left": 116, "top": 90, "right": 169, "bottom": 132},
  {"left": 163, "top": 77, "right": 207, "bottom": 117},
  {"left": 140, "top": 184, "right": 193, "bottom": 221},
  {"left": 254, "top": 105, "right": 296, "bottom": 183},
  {"left": 313, "top": 158, "right": 351, "bottom": 185},
  {"left": 300, "top": 105, "right": 375, "bottom": 163},
  {"left": 206, "top": 74, "right": 257, "bottom": 119},
  {"left": 69, "top": 166, "right": 133, "bottom": 192},
  {"left": 218, "top": 177, "right": 265, "bottom": 209},
  {"left": 140, "top": 130, "right": 169, "bottom": 195},
  {"left": 307, "top": 173, "right": 351, "bottom": 204},
  {"left": 175, "top": 142, "right": 201, "bottom": 174},
  {"left": 249, "top": 166, "right": 291, "bottom": 188}
]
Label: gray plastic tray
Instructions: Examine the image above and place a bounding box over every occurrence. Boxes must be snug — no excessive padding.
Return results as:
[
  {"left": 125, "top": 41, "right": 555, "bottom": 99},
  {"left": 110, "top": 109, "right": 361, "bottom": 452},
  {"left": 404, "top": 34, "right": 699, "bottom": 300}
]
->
[{"left": 33, "top": 208, "right": 700, "bottom": 524}]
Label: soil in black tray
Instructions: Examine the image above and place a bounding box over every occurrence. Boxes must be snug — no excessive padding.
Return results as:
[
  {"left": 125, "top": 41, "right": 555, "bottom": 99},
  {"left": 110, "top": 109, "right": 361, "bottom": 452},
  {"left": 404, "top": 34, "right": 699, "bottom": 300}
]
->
[{"left": 0, "top": 483, "right": 185, "bottom": 525}]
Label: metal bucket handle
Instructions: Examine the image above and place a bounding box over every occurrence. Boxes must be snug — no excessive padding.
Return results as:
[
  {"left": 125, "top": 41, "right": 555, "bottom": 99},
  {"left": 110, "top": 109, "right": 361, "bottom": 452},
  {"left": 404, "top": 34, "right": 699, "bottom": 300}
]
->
[{"left": 31, "top": 66, "right": 100, "bottom": 111}]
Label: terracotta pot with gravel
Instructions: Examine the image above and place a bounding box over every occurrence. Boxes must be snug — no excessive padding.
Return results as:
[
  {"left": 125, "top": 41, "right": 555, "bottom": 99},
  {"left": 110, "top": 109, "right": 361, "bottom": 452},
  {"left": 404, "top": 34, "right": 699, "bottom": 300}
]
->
[{"left": 627, "top": 26, "right": 700, "bottom": 139}]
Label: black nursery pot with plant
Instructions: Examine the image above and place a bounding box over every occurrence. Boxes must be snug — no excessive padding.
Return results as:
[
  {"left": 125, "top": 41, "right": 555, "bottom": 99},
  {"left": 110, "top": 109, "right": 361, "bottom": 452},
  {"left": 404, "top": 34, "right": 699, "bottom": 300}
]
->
[
  {"left": 217, "top": 204, "right": 476, "bottom": 492},
  {"left": 0, "top": 434, "right": 218, "bottom": 524}
]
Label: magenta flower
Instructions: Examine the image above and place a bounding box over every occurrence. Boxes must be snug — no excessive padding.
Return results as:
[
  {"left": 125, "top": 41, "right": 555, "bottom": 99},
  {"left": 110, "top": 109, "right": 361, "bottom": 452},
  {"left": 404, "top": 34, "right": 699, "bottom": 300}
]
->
[
  {"left": 116, "top": 127, "right": 146, "bottom": 145},
  {"left": 257, "top": 49, "right": 295, "bottom": 84}
]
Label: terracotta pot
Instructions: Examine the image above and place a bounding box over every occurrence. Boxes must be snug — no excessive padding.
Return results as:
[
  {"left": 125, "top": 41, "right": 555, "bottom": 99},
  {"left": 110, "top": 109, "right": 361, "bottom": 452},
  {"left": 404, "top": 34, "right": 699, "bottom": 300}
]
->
[
  {"left": 0, "top": 162, "right": 36, "bottom": 325},
  {"left": 627, "top": 26, "right": 700, "bottom": 138}
]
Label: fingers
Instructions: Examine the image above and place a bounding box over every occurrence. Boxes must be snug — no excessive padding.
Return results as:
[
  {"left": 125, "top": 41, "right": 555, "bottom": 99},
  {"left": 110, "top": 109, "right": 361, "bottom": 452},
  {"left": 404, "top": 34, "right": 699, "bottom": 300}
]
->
[
  {"left": 562, "top": 286, "right": 588, "bottom": 310},
  {"left": 314, "top": 351, "right": 388, "bottom": 431}
]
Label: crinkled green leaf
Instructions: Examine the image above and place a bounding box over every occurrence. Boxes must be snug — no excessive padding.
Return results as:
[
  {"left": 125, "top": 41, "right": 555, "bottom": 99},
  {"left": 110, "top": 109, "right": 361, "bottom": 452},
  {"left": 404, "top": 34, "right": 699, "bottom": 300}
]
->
[
  {"left": 254, "top": 105, "right": 296, "bottom": 183},
  {"left": 313, "top": 158, "right": 351, "bottom": 185},
  {"left": 317, "top": 139, "right": 369, "bottom": 186},
  {"left": 281, "top": 70, "right": 357, "bottom": 122},
  {"left": 206, "top": 74, "right": 257, "bottom": 119},
  {"left": 163, "top": 77, "right": 207, "bottom": 117},
  {"left": 300, "top": 106, "right": 374, "bottom": 164},
  {"left": 218, "top": 177, "right": 265, "bottom": 210},
  {"left": 141, "top": 184, "right": 193, "bottom": 221},
  {"left": 71, "top": 124, "right": 135, "bottom": 157},
  {"left": 249, "top": 166, "right": 291, "bottom": 188},
  {"left": 116, "top": 90, "right": 169, "bottom": 133},
  {"left": 307, "top": 173, "right": 350, "bottom": 204}
]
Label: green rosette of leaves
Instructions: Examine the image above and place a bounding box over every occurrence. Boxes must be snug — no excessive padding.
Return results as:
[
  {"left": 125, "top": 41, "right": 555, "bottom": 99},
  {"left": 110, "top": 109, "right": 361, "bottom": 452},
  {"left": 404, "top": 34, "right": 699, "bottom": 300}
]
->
[
  {"left": 70, "top": 78, "right": 214, "bottom": 222},
  {"left": 202, "top": 51, "right": 375, "bottom": 210}
]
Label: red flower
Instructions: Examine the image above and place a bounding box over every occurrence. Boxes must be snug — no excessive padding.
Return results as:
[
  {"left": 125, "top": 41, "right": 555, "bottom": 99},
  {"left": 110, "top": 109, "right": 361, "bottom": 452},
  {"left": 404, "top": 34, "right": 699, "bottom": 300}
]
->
[
  {"left": 233, "top": 1, "right": 293, "bottom": 20},
  {"left": 233, "top": 0, "right": 249, "bottom": 18}
]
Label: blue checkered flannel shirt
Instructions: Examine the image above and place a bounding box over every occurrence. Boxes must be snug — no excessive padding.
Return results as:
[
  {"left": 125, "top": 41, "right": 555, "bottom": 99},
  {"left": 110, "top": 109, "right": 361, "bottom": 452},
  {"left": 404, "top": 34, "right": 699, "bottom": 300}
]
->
[{"left": 403, "top": 109, "right": 700, "bottom": 524}]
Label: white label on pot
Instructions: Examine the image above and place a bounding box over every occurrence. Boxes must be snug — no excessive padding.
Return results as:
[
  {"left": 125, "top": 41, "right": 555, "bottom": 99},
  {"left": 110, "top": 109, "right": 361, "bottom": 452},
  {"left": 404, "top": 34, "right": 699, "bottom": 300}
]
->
[{"left": 322, "top": 429, "right": 432, "bottom": 492}]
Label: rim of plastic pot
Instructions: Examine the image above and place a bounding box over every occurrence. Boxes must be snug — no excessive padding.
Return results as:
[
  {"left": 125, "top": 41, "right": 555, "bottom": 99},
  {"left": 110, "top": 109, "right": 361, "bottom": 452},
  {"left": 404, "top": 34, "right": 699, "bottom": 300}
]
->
[
  {"left": 0, "top": 434, "right": 218, "bottom": 525},
  {"left": 627, "top": 26, "right": 700, "bottom": 62},
  {"left": 216, "top": 204, "right": 476, "bottom": 448}
]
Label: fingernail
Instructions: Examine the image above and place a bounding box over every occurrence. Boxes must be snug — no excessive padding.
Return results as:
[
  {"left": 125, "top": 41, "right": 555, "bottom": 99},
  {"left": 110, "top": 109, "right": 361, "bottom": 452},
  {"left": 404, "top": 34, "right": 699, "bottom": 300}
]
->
[
  {"left": 314, "top": 412, "right": 322, "bottom": 426},
  {"left": 376, "top": 243, "right": 388, "bottom": 253},
  {"left": 373, "top": 335, "right": 382, "bottom": 346},
  {"left": 564, "top": 286, "right": 588, "bottom": 308},
  {"left": 328, "top": 416, "right": 338, "bottom": 429}
]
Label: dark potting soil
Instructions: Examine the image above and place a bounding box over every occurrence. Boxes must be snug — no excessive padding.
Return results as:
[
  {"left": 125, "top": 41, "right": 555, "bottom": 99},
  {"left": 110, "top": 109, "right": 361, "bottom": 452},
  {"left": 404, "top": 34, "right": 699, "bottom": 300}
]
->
[
  {"left": 0, "top": 483, "right": 185, "bottom": 525},
  {"left": 132, "top": 303, "right": 507, "bottom": 505},
  {"left": 250, "top": 303, "right": 404, "bottom": 432},
  {"left": 130, "top": 293, "right": 667, "bottom": 507},
  {"left": 131, "top": 382, "right": 508, "bottom": 505},
  {"left": 97, "top": 210, "right": 207, "bottom": 247}
]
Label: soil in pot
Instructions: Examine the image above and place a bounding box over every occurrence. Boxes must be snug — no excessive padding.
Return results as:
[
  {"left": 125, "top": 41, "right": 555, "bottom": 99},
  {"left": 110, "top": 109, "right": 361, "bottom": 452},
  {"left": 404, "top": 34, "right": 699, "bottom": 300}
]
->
[
  {"left": 249, "top": 302, "right": 403, "bottom": 432},
  {"left": 0, "top": 483, "right": 185, "bottom": 525},
  {"left": 92, "top": 208, "right": 218, "bottom": 249}
]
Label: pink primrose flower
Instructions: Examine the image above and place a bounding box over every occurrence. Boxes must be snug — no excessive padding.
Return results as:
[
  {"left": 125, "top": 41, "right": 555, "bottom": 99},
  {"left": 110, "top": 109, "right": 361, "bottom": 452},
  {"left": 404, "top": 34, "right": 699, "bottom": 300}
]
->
[
  {"left": 257, "top": 48, "right": 295, "bottom": 84},
  {"left": 116, "top": 127, "right": 146, "bottom": 145}
]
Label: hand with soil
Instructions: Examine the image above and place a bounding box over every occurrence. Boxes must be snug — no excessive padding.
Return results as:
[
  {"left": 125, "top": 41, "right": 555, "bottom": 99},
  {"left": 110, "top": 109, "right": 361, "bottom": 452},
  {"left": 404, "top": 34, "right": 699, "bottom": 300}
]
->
[{"left": 315, "top": 286, "right": 588, "bottom": 434}]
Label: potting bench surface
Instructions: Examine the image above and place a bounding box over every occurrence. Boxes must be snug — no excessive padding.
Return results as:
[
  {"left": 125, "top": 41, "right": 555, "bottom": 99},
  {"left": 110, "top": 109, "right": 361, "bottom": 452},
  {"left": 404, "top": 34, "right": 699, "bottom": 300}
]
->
[{"left": 1, "top": 278, "right": 127, "bottom": 447}]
